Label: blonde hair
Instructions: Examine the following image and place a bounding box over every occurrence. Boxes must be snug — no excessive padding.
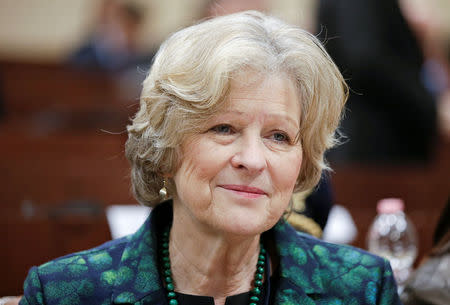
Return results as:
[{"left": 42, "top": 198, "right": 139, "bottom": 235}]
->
[{"left": 125, "top": 11, "right": 348, "bottom": 206}]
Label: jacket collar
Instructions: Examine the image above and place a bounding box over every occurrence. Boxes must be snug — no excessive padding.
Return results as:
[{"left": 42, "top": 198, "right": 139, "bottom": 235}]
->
[
  {"left": 111, "top": 202, "right": 324, "bottom": 304},
  {"left": 111, "top": 202, "right": 171, "bottom": 304},
  {"left": 271, "top": 219, "right": 325, "bottom": 304}
]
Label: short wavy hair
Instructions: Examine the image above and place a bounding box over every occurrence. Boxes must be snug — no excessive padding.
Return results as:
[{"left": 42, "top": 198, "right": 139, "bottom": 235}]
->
[{"left": 125, "top": 11, "right": 348, "bottom": 207}]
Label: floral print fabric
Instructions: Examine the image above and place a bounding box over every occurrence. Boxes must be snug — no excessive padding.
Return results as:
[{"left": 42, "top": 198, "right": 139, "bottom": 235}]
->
[{"left": 20, "top": 202, "right": 401, "bottom": 305}]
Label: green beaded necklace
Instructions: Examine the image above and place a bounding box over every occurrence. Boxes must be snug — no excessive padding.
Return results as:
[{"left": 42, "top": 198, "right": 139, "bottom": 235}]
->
[{"left": 160, "top": 226, "right": 266, "bottom": 305}]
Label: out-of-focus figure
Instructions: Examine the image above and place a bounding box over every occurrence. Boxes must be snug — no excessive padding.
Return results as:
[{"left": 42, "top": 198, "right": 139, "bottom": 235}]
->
[
  {"left": 318, "top": 0, "right": 437, "bottom": 164},
  {"left": 400, "top": 0, "right": 450, "bottom": 140},
  {"left": 68, "top": 0, "right": 146, "bottom": 72},
  {"left": 401, "top": 200, "right": 450, "bottom": 305}
]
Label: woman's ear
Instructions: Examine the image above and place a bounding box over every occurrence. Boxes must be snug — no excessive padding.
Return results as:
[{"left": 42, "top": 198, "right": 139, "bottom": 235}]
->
[{"left": 162, "top": 172, "right": 173, "bottom": 179}]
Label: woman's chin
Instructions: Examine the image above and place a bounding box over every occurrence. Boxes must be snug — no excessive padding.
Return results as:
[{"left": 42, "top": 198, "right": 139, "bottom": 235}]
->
[
  {"left": 221, "top": 222, "right": 269, "bottom": 237},
  {"left": 210, "top": 210, "right": 279, "bottom": 237}
]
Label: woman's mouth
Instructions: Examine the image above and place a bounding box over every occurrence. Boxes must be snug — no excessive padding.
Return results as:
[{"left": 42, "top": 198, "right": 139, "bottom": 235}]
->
[{"left": 219, "top": 184, "right": 267, "bottom": 198}]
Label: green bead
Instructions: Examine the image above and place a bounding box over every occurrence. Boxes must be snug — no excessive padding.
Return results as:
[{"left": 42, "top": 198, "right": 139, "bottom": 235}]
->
[
  {"left": 254, "top": 280, "right": 262, "bottom": 286},
  {"left": 167, "top": 292, "right": 176, "bottom": 298},
  {"left": 167, "top": 283, "right": 174, "bottom": 291},
  {"left": 250, "top": 296, "right": 259, "bottom": 302},
  {"left": 164, "top": 262, "right": 170, "bottom": 269},
  {"left": 164, "top": 269, "right": 171, "bottom": 276},
  {"left": 165, "top": 276, "right": 172, "bottom": 283},
  {"left": 257, "top": 260, "right": 265, "bottom": 266},
  {"left": 260, "top": 247, "right": 266, "bottom": 254},
  {"left": 258, "top": 254, "right": 265, "bottom": 260},
  {"left": 250, "top": 303, "right": 257, "bottom": 305},
  {"left": 169, "top": 299, "right": 178, "bottom": 305},
  {"left": 162, "top": 242, "right": 169, "bottom": 249},
  {"left": 257, "top": 267, "right": 264, "bottom": 273},
  {"left": 255, "top": 273, "right": 263, "bottom": 280},
  {"left": 163, "top": 256, "right": 170, "bottom": 262},
  {"left": 252, "top": 287, "right": 261, "bottom": 295},
  {"left": 162, "top": 249, "right": 169, "bottom": 255}
]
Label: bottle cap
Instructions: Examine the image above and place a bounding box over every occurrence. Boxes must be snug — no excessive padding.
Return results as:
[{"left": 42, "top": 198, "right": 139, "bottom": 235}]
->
[{"left": 377, "top": 198, "right": 404, "bottom": 214}]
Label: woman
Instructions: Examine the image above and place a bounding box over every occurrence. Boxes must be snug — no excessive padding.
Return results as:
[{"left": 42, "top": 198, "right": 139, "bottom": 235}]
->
[{"left": 20, "top": 11, "right": 401, "bottom": 305}]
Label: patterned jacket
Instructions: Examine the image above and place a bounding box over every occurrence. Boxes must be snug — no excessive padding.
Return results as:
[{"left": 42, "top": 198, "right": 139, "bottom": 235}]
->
[{"left": 20, "top": 202, "right": 402, "bottom": 305}]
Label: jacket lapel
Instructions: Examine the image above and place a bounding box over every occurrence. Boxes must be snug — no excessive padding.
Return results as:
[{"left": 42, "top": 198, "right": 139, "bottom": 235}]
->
[
  {"left": 109, "top": 204, "right": 324, "bottom": 304},
  {"left": 111, "top": 204, "right": 171, "bottom": 305},
  {"left": 272, "top": 220, "right": 325, "bottom": 304}
]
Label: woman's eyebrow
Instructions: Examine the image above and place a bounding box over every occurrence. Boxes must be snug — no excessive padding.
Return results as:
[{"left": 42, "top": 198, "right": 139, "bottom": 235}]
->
[
  {"left": 213, "top": 111, "right": 300, "bottom": 128},
  {"left": 267, "top": 113, "right": 300, "bottom": 129}
]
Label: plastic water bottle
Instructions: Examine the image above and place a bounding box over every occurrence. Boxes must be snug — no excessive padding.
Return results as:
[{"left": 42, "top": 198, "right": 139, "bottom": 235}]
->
[{"left": 367, "top": 198, "right": 418, "bottom": 288}]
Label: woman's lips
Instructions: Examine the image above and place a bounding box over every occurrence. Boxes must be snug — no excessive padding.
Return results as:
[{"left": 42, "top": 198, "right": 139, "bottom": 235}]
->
[{"left": 219, "top": 184, "right": 267, "bottom": 198}]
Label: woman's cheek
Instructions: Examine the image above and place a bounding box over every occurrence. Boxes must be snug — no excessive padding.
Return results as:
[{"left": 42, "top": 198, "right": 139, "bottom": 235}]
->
[{"left": 280, "top": 151, "right": 303, "bottom": 189}]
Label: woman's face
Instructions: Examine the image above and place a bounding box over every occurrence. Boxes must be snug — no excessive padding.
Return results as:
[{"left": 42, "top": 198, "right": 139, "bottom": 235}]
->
[{"left": 172, "top": 72, "right": 303, "bottom": 236}]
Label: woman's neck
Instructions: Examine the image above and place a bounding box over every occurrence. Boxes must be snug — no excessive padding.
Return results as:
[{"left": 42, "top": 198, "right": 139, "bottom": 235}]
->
[{"left": 168, "top": 205, "right": 261, "bottom": 305}]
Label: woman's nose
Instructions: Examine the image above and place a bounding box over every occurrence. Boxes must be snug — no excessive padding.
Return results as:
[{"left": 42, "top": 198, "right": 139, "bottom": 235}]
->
[{"left": 230, "top": 135, "right": 267, "bottom": 174}]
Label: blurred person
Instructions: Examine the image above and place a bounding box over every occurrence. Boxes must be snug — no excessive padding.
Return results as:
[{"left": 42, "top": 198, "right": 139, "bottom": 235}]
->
[
  {"left": 287, "top": 173, "right": 335, "bottom": 238},
  {"left": 399, "top": 0, "right": 449, "bottom": 97},
  {"left": 401, "top": 199, "right": 449, "bottom": 305},
  {"left": 437, "top": 38, "right": 450, "bottom": 139},
  {"left": 68, "top": 0, "right": 149, "bottom": 72},
  {"left": 318, "top": 0, "right": 438, "bottom": 164},
  {"left": 400, "top": 1, "right": 450, "bottom": 139},
  {"left": 299, "top": 174, "right": 335, "bottom": 231},
  {"left": 439, "top": 88, "right": 450, "bottom": 138},
  {"left": 423, "top": 36, "right": 450, "bottom": 139},
  {"left": 19, "top": 11, "right": 401, "bottom": 305}
]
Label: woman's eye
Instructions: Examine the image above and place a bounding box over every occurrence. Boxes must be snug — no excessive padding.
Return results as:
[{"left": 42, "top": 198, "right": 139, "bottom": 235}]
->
[
  {"left": 210, "top": 124, "right": 233, "bottom": 134},
  {"left": 272, "top": 132, "right": 290, "bottom": 143}
]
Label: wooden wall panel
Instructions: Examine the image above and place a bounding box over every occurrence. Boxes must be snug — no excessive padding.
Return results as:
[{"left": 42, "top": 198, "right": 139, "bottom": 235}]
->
[{"left": 331, "top": 138, "right": 450, "bottom": 265}]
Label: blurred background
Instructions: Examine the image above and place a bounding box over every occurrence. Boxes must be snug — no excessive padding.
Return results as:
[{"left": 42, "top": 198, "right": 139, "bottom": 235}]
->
[{"left": 1, "top": 0, "right": 449, "bottom": 296}]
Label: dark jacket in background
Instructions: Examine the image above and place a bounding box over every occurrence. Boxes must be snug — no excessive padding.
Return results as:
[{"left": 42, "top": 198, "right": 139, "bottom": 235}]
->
[{"left": 318, "top": 0, "right": 437, "bottom": 164}]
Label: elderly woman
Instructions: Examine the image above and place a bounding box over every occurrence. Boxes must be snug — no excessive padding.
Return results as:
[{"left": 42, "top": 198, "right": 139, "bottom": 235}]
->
[{"left": 19, "top": 11, "right": 401, "bottom": 305}]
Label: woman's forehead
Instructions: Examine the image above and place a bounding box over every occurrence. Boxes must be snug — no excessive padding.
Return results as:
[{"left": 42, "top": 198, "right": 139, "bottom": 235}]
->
[{"left": 203, "top": 72, "right": 301, "bottom": 127}]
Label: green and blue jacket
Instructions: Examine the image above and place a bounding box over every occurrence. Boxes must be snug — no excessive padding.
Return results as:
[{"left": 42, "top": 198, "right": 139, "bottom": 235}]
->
[{"left": 20, "top": 202, "right": 401, "bottom": 305}]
